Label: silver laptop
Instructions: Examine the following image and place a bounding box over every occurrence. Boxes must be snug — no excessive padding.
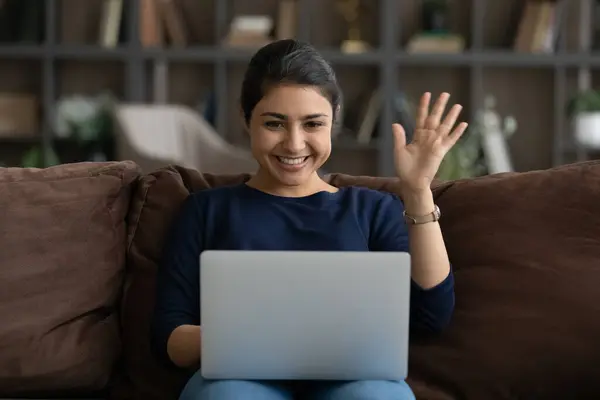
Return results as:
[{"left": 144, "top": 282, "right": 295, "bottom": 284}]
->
[{"left": 200, "top": 250, "right": 411, "bottom": 381}]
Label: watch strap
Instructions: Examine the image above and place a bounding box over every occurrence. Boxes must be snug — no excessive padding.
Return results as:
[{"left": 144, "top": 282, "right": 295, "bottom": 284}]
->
[{"left": 403, "top": 204, "right": 441, "bottom": 225}]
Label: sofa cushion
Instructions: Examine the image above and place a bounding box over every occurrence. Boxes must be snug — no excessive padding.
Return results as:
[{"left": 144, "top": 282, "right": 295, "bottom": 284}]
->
[
  {"left": 0, "top": 161, "right": 140, "bottom": 397},
  {"left": 405, "top": 160, "right": 600, "bottom": 399},
  {"left": 116, "top": 165, "right": 445, "bottom": 399},
  {"left": 116, "top": 166, "right": 252, "bottom": 399}
]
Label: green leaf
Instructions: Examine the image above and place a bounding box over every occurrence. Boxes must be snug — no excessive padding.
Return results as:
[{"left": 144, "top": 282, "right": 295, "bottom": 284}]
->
[
  {"left": 21, "top": 145, "right": 61, "bottom": 168},
  {"left": 566, "top": 90, "right": 600, "bottom": 116}
]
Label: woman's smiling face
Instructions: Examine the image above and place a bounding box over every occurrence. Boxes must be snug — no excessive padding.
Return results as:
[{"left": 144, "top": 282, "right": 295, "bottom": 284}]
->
[{"left": 247, "top": 83, "right": 334, "bottom": 188}]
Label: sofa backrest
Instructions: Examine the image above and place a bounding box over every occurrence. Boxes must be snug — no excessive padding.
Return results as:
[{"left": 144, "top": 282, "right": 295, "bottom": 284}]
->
[
  {"left": 119, "top": 160, "right": 600, "bottom": 400},
  {"left": 0, "top": 161, "right": 140, "bottom": 398},
  {"left": 405, "top": 160, "right": 600, "bottom": 399}
]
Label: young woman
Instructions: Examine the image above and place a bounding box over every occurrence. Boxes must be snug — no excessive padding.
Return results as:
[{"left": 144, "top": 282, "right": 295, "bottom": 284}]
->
[{"left": 151, "top": 39, "right": 468, "bottom": 400}]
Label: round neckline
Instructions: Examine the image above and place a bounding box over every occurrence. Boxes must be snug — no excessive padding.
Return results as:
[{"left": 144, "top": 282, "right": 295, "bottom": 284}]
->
[{"left": 240, "top": 183, "right": 344, "bottom": 204}]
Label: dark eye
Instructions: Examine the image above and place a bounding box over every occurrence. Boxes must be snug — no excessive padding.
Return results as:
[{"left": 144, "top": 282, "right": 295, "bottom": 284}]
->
[
  {"left": 304, "top": 121, "right": 325, "bottom": 130},
  {"left": 265, "top": 121, "right": 285, "bottom": 129}
]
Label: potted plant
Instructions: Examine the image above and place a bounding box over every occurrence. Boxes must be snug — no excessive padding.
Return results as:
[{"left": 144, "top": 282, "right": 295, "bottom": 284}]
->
[
  {"left": 436, "top": 127, "right": 486, "bottom": 181},
  {"left": 567, "top": 89, "right": 600, "bottom": 149},
  {"left": 53, "top": 91, "right": 116, "bottom": 161}
]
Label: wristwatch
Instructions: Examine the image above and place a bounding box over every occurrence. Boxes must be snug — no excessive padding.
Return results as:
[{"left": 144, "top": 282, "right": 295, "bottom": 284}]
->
[{"left": 403, "top": 204, "right": 441, "bottom": 225}]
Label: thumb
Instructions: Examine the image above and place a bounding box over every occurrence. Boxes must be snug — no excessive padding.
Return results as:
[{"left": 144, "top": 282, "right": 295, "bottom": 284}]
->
[{"left": 392, "top": 123, "right": 406, "bottom": 150}]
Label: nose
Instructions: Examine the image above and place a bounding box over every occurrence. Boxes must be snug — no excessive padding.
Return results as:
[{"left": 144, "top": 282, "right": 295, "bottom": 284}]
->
[{"left": 281, "top": 125, "right": 306, "bottom": 153}]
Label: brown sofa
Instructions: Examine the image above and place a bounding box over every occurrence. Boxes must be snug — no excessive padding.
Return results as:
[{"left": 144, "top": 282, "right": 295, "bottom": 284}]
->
[{"left": 2, "top": 159, "right": 600, "bottom": 400}]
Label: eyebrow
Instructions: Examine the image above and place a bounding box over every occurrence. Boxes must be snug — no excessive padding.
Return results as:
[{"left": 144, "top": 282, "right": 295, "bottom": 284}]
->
[{"left": 260, "top": 112, "right": 328, "bottom": 120}]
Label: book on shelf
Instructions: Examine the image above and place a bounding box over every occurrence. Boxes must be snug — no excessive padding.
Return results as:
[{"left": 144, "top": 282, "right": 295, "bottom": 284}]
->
[
  {"left": 224, "top": 0, "right": 300, "bottom": 48},
  {"left": 513, "top": 0, "right": 565, "bottom": 53},
  {"left": 158, "top": 0, "right": 188, "bottom": 47},
  {"left": 99, "top": 0, "right": 123, "bottom": 48},
  {"left": 224, "top": 15, "right": 273, "bottom": 48},
  {"left": 99, "top": 0, "right": 190, "bottom": 48},
  {"left": 406, "top": 34, "right": 465, "bottom": 54},
  {"left": 139, "top": 0, "right": 163, "bottom": 47}
]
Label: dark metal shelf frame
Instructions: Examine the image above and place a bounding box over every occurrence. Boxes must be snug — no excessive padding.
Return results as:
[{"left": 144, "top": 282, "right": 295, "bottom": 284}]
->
[{"left": 0, "top": 0, "right": 588, "bottom": 172}]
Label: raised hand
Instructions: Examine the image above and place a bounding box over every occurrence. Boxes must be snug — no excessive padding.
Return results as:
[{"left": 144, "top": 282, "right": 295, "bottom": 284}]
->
[{"left": 392, "top": 92, "right": 468, "bottom": 193}]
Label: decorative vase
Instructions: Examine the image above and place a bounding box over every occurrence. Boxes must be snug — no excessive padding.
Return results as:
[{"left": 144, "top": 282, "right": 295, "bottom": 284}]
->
[{"left": 574, "top": 112, "right": 600, "bottom": 149}]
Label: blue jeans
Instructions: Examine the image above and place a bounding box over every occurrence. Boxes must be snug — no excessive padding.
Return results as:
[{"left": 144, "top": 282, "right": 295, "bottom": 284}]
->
[{"left": 179, "top": 370, "right": 416, "bottom": 400}]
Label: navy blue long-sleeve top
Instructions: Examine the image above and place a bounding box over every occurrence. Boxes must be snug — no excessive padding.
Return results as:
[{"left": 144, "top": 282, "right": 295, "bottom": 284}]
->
[{"left": 151, "top": 183, "right": 455, "bottom": 368}]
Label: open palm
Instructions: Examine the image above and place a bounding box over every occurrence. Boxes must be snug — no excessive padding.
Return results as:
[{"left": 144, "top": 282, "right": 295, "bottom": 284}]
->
[{"left": 393, "top": 92, "right": 468, "bottom": 192}]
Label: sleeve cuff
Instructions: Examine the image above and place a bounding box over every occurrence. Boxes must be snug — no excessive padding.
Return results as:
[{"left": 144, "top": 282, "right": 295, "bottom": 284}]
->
[
  {"left": 411, "top": 267, "right": 454, "bottom": 294},
  {"left": 409, "top": 268, "right": 455, "bottom": 335},
  {"left": 150, "top": 319, "right": 185, "bottom": 370}
]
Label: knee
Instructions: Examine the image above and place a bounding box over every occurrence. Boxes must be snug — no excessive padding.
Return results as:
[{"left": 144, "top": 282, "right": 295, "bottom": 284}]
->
[
  {"left": 179, "top": 370, "right": 291, "bottom": 400},
  {"left": 323, "top": 380, "right": 416, "bottom": 400},
  {"left": 200, "top": 380, "right": 289, "bottom": 399}
]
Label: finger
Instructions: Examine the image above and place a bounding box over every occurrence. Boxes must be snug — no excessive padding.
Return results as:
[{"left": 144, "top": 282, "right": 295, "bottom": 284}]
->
[
  {"left": 445, "top": 122, "right": 469, "bottom": 146},
  {"left": 392, "top": 123, "right": 406, "bottom": 150},
  {"left": 439, "top": 104, "right": 463, "bottom": 135},
  {"left": 416, "top": 92, "right": 431, "bottom": 129},
  {"left": 426, "top": 92, "right": 450, "bottom": 129}
]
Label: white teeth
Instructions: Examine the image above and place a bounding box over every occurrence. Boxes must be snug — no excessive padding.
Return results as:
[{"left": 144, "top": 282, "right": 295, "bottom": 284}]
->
[{"left": 277, "top": 156, "right": 307, "bottom": 165}]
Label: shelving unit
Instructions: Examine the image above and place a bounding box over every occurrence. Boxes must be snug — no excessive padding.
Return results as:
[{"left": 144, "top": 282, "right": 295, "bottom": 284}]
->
[{"left": 0, "top": 0, "right": 597, "bottom": 176}]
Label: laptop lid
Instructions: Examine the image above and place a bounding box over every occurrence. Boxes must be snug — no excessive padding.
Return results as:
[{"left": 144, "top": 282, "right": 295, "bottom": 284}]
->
[{"left": 200, "top": 250, "right": 411, "bottom": 381}]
